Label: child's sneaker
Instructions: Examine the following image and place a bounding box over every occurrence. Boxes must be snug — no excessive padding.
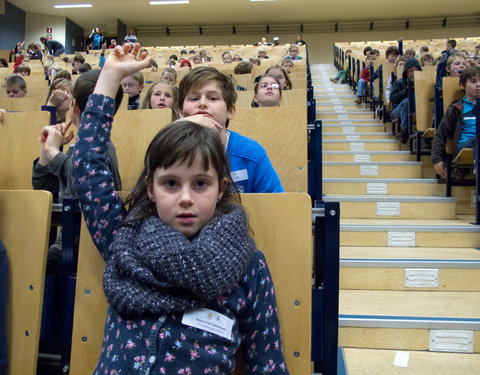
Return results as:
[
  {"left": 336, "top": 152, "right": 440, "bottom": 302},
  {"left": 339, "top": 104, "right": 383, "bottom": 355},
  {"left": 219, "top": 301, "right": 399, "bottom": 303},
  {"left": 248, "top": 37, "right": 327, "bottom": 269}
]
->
[{"left": 330, "top": 78, "right": 338, "bottom": 83}]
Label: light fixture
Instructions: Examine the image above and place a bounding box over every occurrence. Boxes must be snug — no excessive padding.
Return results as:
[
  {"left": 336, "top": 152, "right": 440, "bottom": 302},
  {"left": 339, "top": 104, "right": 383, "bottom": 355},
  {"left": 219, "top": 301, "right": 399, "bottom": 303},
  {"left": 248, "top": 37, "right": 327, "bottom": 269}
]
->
[
  {"left": 150, "top": 0, "right": 190, "bottom": 4},
  {"left": 53, "top": 3, "right": 93, "bottom": 8}
]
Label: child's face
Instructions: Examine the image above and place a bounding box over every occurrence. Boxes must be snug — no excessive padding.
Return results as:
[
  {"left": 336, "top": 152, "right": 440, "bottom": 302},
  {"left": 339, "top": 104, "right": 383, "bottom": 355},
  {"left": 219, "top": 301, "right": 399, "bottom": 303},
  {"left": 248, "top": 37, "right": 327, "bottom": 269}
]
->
[
  {"left": 255, "top": 77, "right": 281, "bottom": 107},
  {"left": 267, "top": 68, "right": 287, "bottom": 90},
  {"left": 446, "top": 42, "right": 453, "bottom": 52},
  {"left": 193, "top": 56, "right": 202, "bottom": 64},
  {"left": 121, "top": 76, "right": 143, "bottom": 98},
  {"left": 387, "top": 54, "right": 398, "bottom": 64},
  {"left": 423, "top": 56, "right": 434, "bottom": 65},
  {"left": 19, "top": 71, "right": 30, "bottom": 76},
  {"left": 233, "top": 54, "right": 242, "bottom": 62},
  {"left": 282, "top": 60, "right": 293, "bottom": 71},
  {"left": 74, "top": 60, "right": 82, "bottom": 69},
  {"left": 461, "top": 75, "right": 480, "bottom": 101},
  {"left": 6, "top": 84, "right": 26, "bottom": 98},
  {"left": 367, "top": 56, "right": 375, "bottom": 66},
  {"left": 404, "top": 50, "right": 415, "bottom": 58},
  {"left": 406, "top": 66, "right": 420, "bottom": 79},
  {"left": 162, "top": 72, "right": 176, "bottom": 86},
  {"left": 258, "top": 51, "right": 266, "bottom": 59},
  {"left": 222, "top": 54, "right": 232, "bottom": 64},
  {"left": 150, "top": 82, "right": 174, "bottom": 109},
  {"left": 290, "top": 48, "right": 299, "bottom": 58},
  {"left": 180, "top": 82, "right": 235, "bottom": 128},
  {"left": 446, "top": 57, "right": 466, "bottom": 77},
  {"left": 147, "top": 158, "right": 225, "bottom": 238}
]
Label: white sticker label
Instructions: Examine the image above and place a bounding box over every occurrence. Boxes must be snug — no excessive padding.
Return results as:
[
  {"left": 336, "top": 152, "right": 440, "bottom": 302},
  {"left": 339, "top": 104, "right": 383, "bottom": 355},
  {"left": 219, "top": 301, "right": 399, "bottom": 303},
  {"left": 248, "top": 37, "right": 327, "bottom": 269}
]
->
[
  {"left": 366, "top": 182, "right": 387, "bottom": 194},
  {"left": 388, "top": 232, "right": 416, "bottom": 247},
  {"left": 376, "top": 202, "right": 400, "bottom": 216},
  {"left": 342, "top": 126, "right": 355, "bottom": 133},
  {"left": 336, "top": 110, "right": 347, "bottom": 113},
  {"left": 331, "top": 99, "right": 341, "bottom": 103},
  {"left": 182, "top": 308, "right": 234, "bottom": 340},
  {"left": 338, "top": 115, "right": 349, "bottom": 120},
  {"left": 360, "top": 165, "right": 378, "bottom": 176},
  {"left": 355, "top": 154, "right": 371, "bottom": 163},
  {"left": 346, "top": 135, "right": 360, "bottom": 141},
  {"left": 230, "top": 169, "right": 248, "bottom": 182},
  {"left": 340, "top": 121, "right": 352, "bottom": 125},
  {"left": 393, "top": 351, "right": 409, "bottom": 368},
  {"left": 350, "top": 143, "right": 365, "bottom": 152},
  {"left": 334, "top": 105, "right": 344, "bottom": 110}
]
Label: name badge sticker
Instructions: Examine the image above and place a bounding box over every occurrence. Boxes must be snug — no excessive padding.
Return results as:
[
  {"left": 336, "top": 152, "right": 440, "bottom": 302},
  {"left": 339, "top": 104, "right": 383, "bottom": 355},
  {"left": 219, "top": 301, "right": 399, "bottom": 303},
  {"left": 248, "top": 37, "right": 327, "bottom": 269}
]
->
[
  {"left": 182, "top": 308, "right": 234, "bottom": 340},
  {"left": 231, "top": 169, "right": 248, "bottom": 182}
]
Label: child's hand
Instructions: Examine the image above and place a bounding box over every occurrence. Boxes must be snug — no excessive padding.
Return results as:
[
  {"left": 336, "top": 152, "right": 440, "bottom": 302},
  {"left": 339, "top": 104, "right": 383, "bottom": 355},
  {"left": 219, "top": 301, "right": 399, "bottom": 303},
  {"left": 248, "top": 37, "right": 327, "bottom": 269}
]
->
[
  {"left": 38, "top": 121, "right": 75, "bottom": 166},
  {"left": 47, "top": 89, "right": 71, "bottom": 108},
  {"left": 94, "top": 43, "right": 150, "bottom": 99},
  {"left": 178, "top": 115, "right": 227, "bottom": 146},
  {"left": 0, "top": 109, "right": 6, "bottom": 122},
  {"left": 433, "top": 161, "right": 447, "bottom": 178}
]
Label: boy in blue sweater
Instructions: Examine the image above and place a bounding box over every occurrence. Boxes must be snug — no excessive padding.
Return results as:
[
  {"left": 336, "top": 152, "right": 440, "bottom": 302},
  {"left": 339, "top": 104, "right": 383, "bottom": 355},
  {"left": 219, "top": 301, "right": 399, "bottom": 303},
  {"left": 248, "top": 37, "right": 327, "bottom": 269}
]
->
[{"left": 178, "top": 67, "right": 284, "bottom": 193}]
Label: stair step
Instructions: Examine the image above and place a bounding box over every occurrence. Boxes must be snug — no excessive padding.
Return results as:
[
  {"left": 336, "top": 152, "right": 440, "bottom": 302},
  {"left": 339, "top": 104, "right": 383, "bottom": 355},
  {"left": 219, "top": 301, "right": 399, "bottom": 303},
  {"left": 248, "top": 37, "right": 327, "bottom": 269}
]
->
[
  {"left": 343, "top": 348, "right": 480, "bottom": 374},
  {"left": 323, "top": 139, "right": 399, "bottom": 151},
  {"left": 317, "top": 112, "right": 374, "bottom": 120},
  {"left": 323, "top": 162, "right": 422, "bottom": 179},
  {"left": 323, "top": 195, "right": 456, "bottom": 219},
  {"left": 322, "top": 151, "right": 412, "bottom": 162},
  {"left": 322, "top": 124, "right": 386, "bottom": 133},
  {"left": 323, "top": 178, "right": 441, "bottom": 194},
  {"left": 339, "top": 218, "right": 480, "bottom": 247}
]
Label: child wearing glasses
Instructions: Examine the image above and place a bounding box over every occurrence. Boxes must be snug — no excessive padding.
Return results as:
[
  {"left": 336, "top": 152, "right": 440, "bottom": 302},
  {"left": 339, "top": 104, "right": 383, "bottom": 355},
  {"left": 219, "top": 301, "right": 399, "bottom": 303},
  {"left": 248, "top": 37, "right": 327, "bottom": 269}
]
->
[
  {"left": 252, "top": 75, "right": 282, "bottom": 107},
  {"left": 121, "top": 71, "right": 144, "bottom": 110}
]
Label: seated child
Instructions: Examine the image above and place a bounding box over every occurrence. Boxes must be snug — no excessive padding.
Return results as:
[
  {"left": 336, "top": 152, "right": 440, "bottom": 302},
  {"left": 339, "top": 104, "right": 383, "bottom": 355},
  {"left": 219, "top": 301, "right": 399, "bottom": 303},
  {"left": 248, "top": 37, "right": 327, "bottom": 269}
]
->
[
  {"left": 178, "top": 66, "right": 284, "bottom": 193},
  {"left": 385, "top": 57, "right": 407, "bottom": 106},
  {"left": 161, "top": 67, "right": 177, "bottom": 86},
  {"left": 192, "top": 55, "right": 203, "bottom": 65},
  {"left": 445, "top": 52, "right": 467, "bottom": 80},
  {"left": 234, "top": 60, "right": 253, "bottom": 75},
  {"left": 54, "top": 69, "right": 72, "bottom": 81},
  {"left": 232, "top": 53, "right": 242, "bottom": 62},
  {"left": 16, "top": 64, "right": 31, "bottom": 76},
  {"left": 436, "top": 39, "right": 458, "bottom": 85},
  {"left": 421, "top": 53, "right": 434, "bottom": 66},
  {"left": 70, "top": 44, "right": 288, "bottom": 373},
  {"left": 149, "top": 59, "right": 158, "bottom": 72},
  {"left": 32, "top": 69, "right": 123, "bottom": 274},
  {"left": 5, "top": 75, "right": 27, "bottom": 98},
  {"left": 109, "top": 39, "right": 117, "bottom": 49},
  {"left": 249, "top": 56, "right": 261, "bottom": 66},
  {"left": 140, "top": 79, "right": 178, "bottom": 120},
  {"left": 258, "top": 48, "right": 269, "bottom": 59},
  {"left": 222, "top": 52, "right": 233, "bottom": 64},
  {"left": 166, "top": 58, "right": 176, "bottom": 68},
  {"left": 286, "top": 45, "right": 302, "bottom": 60},
  {"left": 390, "top": 58, "right": 422, "bottom": 143},
  {"left": 252, "top": 75, "right": 282, "bottom": 107},
  {"left": 265, "top": 65, "right": 292, "bottom": 90},
  {"left": 404, "top": 48, "right": 416, "bottom": 59},
  {"left": 179, "top": 58, "right": 192, "bottom": 69},
  {"left": 419, "top": 46, "right": 429, "bottom": 55},
  {"left": 77, "top": 63, "right": 92, "bottom": 74},
  {"left": 0, "top": 58, "right": 8, "bottom": 68},
  {"left": 331, "top": 49, "right": 352, "bottom": 84},
  {"left": 43, "top": 78, "right": 73, "bottom": 123},
  {"left": 432, "top": 66, "right": 480, "bottom": 178},
  {"left": 282, "top": 58, "right": 294, "bottom": 72},
  {"left": 72, "top": 53, "right": 85, "bottom": 75},
  {"left": 122, "top": 71, "right": 144, "bottom": 110},
  {"left": 355, "top": 55, "right": 375, "bottom": 104}
]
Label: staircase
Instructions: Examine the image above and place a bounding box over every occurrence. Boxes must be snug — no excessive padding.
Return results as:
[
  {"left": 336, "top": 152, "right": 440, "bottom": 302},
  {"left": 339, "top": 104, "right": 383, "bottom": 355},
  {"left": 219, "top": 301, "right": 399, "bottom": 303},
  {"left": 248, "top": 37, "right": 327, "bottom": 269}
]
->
[{"left": 311, "top": 64, "right": 480, "bottom": 374}]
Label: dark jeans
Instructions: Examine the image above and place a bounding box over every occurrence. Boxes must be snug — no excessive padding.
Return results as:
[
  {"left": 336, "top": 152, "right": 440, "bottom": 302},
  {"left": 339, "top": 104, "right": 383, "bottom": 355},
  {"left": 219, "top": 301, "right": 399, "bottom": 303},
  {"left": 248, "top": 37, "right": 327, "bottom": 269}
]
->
[{"left": 0, "top": 239, "right": 8, "bottom": 374}]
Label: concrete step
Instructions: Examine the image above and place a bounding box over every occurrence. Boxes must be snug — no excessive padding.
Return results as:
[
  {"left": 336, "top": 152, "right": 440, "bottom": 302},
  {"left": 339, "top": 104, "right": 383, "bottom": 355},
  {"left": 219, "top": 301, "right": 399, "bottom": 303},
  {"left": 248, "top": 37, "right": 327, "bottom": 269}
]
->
[
  {"left": 339, "top": 290, "right": 480, "bottom": 352},
  {"left": 323, "top": 139, "right": 399, "bottom": 152},
  {"left": 323, "top": 161, "right": 422, "bottom": 179},
  {"left": 343, "top": 348, "right": 480, "bottom": 375},
  {"left": 323, "top": 195, "right": 457, "bottom": 219},
  {"left": 322, "top": 124, "right": 386, "bottom": 133},
  {"left": 322, "top": 132, "right": 393, "bottom": 140},
  {"left": 339, "top": 217, "right": 480, "bottom": 248},
  {"left": 340, "top": 248, "right": 480, "bottom": 291},
  {"left": 317, "top": 112, "right": 374, "bottom": 120},
  {"left": 322, "top": 151, "right": 413, "bottom": 162},
  {"left": 323, "top": 178, "right": 441, "bottom": 194}
]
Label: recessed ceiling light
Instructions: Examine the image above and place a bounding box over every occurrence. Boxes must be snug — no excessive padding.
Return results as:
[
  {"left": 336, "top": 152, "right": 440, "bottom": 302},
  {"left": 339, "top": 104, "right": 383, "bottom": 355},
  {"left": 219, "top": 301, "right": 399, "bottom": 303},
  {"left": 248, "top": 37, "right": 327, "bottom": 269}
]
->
[
  {"left": 150, "top": 0, "right": 190, "bottom": 4},
  {"left": 53, "top": 3, "right": 93, "bottom": 8}
]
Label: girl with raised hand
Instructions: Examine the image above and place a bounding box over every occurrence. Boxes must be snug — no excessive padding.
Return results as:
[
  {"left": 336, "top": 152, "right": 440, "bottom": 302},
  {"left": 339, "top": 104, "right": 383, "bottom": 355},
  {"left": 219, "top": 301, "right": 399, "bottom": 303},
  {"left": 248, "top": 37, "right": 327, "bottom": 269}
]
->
[{"left": 71, "top": 43, "right": 289, "bottom": 375}]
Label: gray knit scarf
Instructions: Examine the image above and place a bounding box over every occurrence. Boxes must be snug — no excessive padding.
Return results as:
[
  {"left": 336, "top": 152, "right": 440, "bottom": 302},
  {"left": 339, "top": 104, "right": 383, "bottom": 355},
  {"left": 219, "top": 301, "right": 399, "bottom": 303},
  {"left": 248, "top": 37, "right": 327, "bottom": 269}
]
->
[{"left": 103, "top": 204, "right": 256, "bottom": 317}]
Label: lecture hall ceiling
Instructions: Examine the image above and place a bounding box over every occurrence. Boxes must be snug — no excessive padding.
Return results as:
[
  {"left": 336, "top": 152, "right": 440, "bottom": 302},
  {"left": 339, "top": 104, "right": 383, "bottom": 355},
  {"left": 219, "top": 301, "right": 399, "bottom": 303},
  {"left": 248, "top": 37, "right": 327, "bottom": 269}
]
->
[{"left": 7, "top": 0, "right": 480, "bottom": 30}]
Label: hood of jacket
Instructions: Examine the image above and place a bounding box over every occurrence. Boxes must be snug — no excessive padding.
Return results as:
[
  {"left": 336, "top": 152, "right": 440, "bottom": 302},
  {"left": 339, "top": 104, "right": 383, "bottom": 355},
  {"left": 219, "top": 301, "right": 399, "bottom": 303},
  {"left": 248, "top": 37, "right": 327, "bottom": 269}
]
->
[{"left": 402, "top": 58, "right": 422, "bottom": 80}]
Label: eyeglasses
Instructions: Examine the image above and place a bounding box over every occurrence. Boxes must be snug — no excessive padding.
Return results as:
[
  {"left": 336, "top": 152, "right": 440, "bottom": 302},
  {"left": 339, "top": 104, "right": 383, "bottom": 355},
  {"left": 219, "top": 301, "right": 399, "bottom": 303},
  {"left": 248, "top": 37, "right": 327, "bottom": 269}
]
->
[
  {"left": 122, "top": 82, "right": 138, "bottom": 88},
  {"left": 259, "top": 82, "right": 279, "bottom": 89}
]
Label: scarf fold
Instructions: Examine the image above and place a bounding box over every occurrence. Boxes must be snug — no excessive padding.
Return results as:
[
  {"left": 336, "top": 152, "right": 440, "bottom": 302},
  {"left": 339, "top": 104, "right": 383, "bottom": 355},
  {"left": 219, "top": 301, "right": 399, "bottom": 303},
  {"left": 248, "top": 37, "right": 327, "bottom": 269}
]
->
[{"left": 103, "top": 205, "right": 256, "bottom": 316}]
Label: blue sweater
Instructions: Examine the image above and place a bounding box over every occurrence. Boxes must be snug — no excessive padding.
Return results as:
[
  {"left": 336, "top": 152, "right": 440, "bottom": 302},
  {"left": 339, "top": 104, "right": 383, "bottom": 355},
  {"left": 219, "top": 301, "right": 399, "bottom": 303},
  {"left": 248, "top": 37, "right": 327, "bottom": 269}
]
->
[
  {"left": 226, "top": 131, "right": 284, "bottom": 193},
  {"left": 71, "top": 94, "right": 289, "bottom": 374}
]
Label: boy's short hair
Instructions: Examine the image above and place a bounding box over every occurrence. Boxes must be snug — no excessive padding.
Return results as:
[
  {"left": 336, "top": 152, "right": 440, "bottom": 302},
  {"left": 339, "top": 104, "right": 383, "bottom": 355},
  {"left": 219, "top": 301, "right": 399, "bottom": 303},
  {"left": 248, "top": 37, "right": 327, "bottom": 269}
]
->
[
  {"left": 420, "top": 46, "right": 429, "bottom": 52},
  {"left": 166, "top": 58, "right": 176, "bottom": 66},
  {"left": 149, "top": 59, "right": 158, "bottom": 68},
  {"left": 363, "top": 46, "right": 372, "bottom": 56},
  {"left": 178, "top": 67, "right": 237, "bottom": 113},
  {"left": 385, "top": 46, "right": 400, "bottom": 58},
  {"left": 370, "top": 49, "right": 380, "bottom": 56},
  {"left": 180, "top": 49, "right": 187, "bottom": 55},
  {"left": 459, "top": 65, "right": 480, "bottom": 87},
  {"left": 396, "top": 57, "right": 407, "bottom": 66},
  {"left": 0, "top": 58, "right": 9, "bottom": 67},
  {"left": 345, "top": 49, "right": 352, "bottom": 54},
  {"left": 129, "top": 71, "right": 145, "bottom": 85},
  {"left": 5, "top": 75, "right": 26, "bottom": 90},
  {"left": 234, "top": 60, "right": 253, "bottom": 74},
  {"left": 73, "top": 54, "right": 86, "bottom": 63},
  {"left": 169, "top": 54, "right": 178, "bottom": 61},
  {"left": 46, "top": 78, "right": 73, "bottom": 105},
  {"left": 77, "top": 63, "right": 92, "bottom": 73},
  {"left": 249, "top": 56, "right": 261, "bottom": 65},
  {"left": 16, "top": 64, "right": 31, "bottom": 75},
  {"left": 162, "top": 68, "right": 177, "bottom": 79},
  {"left": 189, "top": 50, "right": 195, "bottom": 54},
  {"left": 54, "top": 69, "right": 72, "bottom": 81},
  {"left": 447, "top": 39, "right": 457, "bottom": 48},
  {"left": 74, "top": 69, "right": 123, "bottom": 115}
]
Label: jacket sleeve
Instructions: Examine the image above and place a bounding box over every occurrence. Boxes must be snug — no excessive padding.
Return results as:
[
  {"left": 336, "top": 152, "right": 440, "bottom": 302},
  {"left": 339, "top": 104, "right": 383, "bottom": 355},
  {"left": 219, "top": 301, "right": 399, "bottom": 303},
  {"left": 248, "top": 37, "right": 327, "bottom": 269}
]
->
[
  {"left": 72, "top": 94, "right": 126, "bottom": 261},
  {"left": 390, "top": 80, "right": 407, "bottom": 108},
  {"left": 240, "top": 252, "right": 289, "bottom": 374},
  {"left": 431, "top": 105, "right": 458, "bottom": 165}
]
